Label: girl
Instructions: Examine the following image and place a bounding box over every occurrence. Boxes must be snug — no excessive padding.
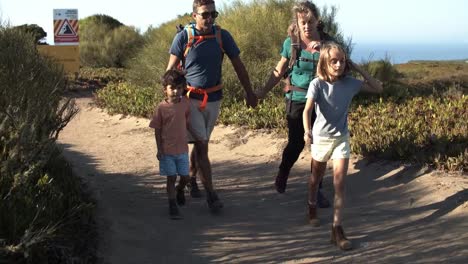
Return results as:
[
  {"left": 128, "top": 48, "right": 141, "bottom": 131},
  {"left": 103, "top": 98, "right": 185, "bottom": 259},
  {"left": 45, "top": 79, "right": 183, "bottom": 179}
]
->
[{"left": 303, "top": 42, "right": 382, "bottom": 250}]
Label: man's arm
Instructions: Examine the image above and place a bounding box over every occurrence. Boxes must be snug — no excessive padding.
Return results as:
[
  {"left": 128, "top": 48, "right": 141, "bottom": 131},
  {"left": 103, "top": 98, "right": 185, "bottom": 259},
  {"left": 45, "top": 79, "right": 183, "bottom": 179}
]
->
[
  {"left": 166, "top": 54, "right": 181, "bottom": 71},
  {"left": 230, "top": 56, "right": 258, "bottom": 108}
]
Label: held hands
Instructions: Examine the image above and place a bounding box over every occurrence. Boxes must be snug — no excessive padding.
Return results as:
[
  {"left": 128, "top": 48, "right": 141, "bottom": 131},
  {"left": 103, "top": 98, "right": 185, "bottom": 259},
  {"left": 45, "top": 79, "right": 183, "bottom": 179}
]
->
[{"left": 245, "top": 92, "right": 258, "bottom": 108}]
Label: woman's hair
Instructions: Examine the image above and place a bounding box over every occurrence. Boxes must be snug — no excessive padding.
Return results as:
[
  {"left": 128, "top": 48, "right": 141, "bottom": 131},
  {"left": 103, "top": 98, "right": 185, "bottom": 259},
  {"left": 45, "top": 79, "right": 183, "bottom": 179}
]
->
[
  {"left": 316, "top": 41, "right": 350, "bottom": 82},
  {"left": 292, "top": 1, "right": 319, "bottom": 23},
  {"left": 193, "top": 0, "right": 215, "bottom": 12},
  {"left": 288, "top": 1, "right": 321, "bottom": 40},
  {"left": 161, "top": 69, "right": 186, "bottom": 90}
]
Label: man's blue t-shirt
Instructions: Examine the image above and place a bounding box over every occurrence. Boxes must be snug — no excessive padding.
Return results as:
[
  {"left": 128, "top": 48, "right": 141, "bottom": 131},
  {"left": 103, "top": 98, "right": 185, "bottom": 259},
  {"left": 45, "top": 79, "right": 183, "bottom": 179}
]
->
[{"left": 169, "top": 25, "right": 240, "bottom": 102}]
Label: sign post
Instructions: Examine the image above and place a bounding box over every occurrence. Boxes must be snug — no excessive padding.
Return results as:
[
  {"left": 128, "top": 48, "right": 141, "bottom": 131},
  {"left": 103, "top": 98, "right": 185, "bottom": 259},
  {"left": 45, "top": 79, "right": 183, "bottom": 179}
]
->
[
  {"left": 38, "top": 9, "right": 80, "bottom": 75},
  {"left": 53, "top": 9, "right": 79, "bottom": 45}
]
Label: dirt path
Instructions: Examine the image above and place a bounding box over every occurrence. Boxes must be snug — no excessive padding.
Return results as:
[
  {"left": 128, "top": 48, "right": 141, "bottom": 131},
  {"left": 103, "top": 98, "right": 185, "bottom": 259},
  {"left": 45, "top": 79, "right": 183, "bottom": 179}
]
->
[{"left": 58, "top": 91, "right": 468, "bottom": 264}]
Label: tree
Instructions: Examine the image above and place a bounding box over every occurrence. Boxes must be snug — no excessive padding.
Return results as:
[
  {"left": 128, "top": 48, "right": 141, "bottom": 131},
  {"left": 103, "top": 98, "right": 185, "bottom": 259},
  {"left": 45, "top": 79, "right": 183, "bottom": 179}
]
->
[
  {"left": 79, "top": 14, "right": 143, "bottom": 67},
  {"left": 13, "top": 24, "right": 47, "bottom": 44}
]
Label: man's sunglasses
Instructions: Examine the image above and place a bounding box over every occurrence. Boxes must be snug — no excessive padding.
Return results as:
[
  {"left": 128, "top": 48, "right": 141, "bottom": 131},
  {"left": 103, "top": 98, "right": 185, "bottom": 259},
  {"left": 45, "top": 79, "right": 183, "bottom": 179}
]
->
[{"left": 196, "top": 11, "right": 219, "bottom": 19}]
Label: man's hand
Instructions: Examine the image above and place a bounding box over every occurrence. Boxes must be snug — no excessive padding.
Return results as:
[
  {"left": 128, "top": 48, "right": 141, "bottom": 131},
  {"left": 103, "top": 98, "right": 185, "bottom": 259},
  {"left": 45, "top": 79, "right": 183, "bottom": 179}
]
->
[{"left": 245, "top": 92, "right": 258, "bottom": 108}]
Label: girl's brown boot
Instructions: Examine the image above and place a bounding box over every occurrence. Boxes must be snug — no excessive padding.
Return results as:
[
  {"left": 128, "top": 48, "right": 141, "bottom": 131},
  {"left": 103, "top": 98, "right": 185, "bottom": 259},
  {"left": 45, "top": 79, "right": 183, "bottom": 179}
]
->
[
  {"left": 308, "top": 205, "right": 320, "bottom": 227},
  {"left": 330, "top": 225, "right": 352, "bottom": 250}
]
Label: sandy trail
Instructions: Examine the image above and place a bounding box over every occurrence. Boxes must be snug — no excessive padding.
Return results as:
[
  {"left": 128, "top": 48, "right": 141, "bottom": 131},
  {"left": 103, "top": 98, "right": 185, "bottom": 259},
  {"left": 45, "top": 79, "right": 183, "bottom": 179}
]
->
[{"left": 58, "top": 91, "right": 468, "bottom": 263}]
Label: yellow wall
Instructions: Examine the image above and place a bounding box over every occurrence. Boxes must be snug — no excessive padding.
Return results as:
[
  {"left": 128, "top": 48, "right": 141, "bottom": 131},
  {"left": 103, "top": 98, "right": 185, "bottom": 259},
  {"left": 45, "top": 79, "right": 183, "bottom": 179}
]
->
[{"left": 37, "top": 45, "right": 80, "bottom": 74}]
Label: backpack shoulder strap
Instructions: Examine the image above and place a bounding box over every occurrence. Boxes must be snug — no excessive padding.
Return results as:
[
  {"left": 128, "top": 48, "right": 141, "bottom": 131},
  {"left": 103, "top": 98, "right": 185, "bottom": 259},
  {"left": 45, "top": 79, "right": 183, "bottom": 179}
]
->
[
  {"left": 180, "top": 23, "right": 224, "bottom": 70},
  {"left": 287, "top": 23, "right": 301, "bottom": 70},
  {"left": 183, "top": 23, "right": 197, "bottom": 57},
  {"left": 213, "top": 24, "right": 224, "bottom": 53}
]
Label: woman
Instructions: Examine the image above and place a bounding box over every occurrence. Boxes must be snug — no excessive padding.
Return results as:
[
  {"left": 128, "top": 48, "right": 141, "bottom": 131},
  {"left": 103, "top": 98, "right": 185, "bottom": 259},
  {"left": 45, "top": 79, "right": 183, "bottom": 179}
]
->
[{"left": 257, "top": 1, "right": 332, "bottom": 208}]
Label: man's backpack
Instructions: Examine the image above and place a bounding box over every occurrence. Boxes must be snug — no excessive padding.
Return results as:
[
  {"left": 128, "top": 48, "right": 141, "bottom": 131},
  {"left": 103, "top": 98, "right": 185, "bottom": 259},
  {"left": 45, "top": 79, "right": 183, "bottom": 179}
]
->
[{"left": 176, "top": 23, "right": 224, "bottom": 69}]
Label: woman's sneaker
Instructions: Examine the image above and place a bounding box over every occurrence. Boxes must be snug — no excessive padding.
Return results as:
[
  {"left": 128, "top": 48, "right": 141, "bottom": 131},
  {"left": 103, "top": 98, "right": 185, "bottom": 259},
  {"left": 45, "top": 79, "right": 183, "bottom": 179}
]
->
[
  {"left": 207, "top": 192, "right": 223, "bottom": 213},
  {"left": 188, "top": 177, "right": 202, "bottom": 198},
  {"left": 274, "top": 168, "right": 289, "bottom": 193}
]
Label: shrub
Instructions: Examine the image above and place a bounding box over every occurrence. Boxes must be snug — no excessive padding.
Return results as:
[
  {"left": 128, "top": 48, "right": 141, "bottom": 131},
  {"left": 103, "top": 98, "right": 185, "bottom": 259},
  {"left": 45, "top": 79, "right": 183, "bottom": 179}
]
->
[
  {"left": 349, "top": 96, "right": 467, "bottom": 172},
  {"left": 95, "top": 81, "right": 158, "bottom": 118},
  {"left": 80, "top": 14, "right": 144, "bottom": 67},
  {"left": 0, "top": 24, "right": 95, "bottom": 262}
]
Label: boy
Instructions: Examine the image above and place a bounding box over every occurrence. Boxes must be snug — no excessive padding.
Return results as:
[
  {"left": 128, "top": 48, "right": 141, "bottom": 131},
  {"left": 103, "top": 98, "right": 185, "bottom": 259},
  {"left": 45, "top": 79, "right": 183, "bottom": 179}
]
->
[{"left": 149, "top": 69, "right": 200, "bottom": 219}]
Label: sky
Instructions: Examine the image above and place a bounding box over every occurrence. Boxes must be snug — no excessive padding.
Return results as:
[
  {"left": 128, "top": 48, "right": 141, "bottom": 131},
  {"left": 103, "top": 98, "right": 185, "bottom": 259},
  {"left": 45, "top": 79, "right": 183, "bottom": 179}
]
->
[{"left": 1, "top": 0, "right": 467, "bottom": 45}]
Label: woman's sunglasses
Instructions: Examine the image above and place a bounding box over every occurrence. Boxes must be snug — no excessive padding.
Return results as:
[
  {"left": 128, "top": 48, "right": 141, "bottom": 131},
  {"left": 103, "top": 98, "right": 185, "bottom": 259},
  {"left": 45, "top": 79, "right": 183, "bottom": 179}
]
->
[{"left": 196, "top": 11, "right": 219, "bottom": 19}]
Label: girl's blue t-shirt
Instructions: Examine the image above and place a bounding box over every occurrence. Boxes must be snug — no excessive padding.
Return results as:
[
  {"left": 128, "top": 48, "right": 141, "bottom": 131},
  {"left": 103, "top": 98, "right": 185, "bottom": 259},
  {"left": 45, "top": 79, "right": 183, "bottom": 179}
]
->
[{"left": 306, "top": 76, "right": 363, "bottom": 137}]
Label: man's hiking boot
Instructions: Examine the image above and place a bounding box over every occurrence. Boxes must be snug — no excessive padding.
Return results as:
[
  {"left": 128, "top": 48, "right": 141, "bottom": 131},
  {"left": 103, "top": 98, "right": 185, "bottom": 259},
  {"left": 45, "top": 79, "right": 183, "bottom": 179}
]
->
[
  {"left": 274, "top": 168, "right": 289, "bottom": 193},
  {"left": 169, "top": 200, "right": 182, "bottom": 220},
  {"left": 207, "top": 191, "right": 223, "bottom": 213},
  {"left": 308, "top": 204, "right": 320, "bottom": 227},
  {"left": 317, "top": 190, "right": 331, "bottom": 208},
  {"left": 331, "top": 225, "right": 352, "bottom": 250},
  {"left": 176, "top": 187, "right": 185, "bottom": 206},
  {"left": 188, "top": 177, "right": 202, "bottom": 198}
]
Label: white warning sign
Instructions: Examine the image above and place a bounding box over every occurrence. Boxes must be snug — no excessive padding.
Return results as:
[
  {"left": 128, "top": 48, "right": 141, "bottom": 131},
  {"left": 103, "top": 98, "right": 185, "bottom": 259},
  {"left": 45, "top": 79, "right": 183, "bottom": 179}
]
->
[{"left": 53, "top": 9, "right": 79, "bottom": 45}]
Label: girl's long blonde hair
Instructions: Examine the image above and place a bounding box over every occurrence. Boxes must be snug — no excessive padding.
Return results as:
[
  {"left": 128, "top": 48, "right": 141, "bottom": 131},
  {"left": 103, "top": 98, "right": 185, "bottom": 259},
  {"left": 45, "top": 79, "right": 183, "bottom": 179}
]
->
[{"left": 316, "top": 42, "right": 350, "bottom": 82}]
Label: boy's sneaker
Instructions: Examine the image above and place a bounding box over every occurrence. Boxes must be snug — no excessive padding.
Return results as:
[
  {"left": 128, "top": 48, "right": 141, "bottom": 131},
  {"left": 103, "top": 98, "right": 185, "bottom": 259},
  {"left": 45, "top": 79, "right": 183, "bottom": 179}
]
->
[
  {"left": 176, "top": 188, "right": 185, "bottom": 206},
  {"left": 207, "top": 192, "right": 223, "bottom": 213},
  {"left": 317, "top": 190, "right": 331, "bottom": 208},
  {"left": 169, "top": 206, "right": 182, "bottom": 220},
  {"left": 169, "top": 200, "right": 182, "bottom": 220},
  {"left": 189, "top": 177, "right": 203, "bottom": 198}
]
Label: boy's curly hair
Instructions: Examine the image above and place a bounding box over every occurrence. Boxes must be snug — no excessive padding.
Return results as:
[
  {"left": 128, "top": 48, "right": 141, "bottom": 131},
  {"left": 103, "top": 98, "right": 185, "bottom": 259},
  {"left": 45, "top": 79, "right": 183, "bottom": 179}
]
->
[
  {"left": 161, "top": 69, "right": 186, "bottom": 89},
  {"left": 193, "top": 0, "right": 215, "bottom": 12}
]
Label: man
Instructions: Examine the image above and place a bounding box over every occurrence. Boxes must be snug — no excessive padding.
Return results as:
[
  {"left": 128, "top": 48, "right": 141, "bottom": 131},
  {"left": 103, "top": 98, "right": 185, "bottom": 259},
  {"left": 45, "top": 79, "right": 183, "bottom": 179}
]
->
[{"left": 166, "top": 0, "right": 257, "bottom": 212}]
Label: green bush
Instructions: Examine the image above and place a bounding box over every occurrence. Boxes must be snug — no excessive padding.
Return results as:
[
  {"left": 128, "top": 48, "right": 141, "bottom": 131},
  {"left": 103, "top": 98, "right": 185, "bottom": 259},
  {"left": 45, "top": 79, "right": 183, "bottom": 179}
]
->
[
  {"left": 95, "top": 81, "right": 158, "bottom": 118},
  {"left": 77, "top": 67, "right": 127, "bottom": 86},
  {"left": 0, "top": 24, "right": 95, "bottom": 262},
  {"left": 80, "top": 14, "right": 144, "bottom": 67},
  {"left": 349, "top": 95, "right": 467, "bottom": 171}
]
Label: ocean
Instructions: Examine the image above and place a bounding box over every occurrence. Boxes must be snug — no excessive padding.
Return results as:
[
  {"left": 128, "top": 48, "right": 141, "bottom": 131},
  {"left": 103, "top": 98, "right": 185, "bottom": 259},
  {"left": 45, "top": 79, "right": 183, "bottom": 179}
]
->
[{"left": 350, "top": 43, "right": 468, "bottom": 64}]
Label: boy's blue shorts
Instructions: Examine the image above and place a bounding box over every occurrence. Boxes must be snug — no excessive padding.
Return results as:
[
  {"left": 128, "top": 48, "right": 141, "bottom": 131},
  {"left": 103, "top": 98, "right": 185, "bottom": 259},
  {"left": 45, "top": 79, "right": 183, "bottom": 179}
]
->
[{"left": 159, "top": 153, "right": 189, "bottom": 176}]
